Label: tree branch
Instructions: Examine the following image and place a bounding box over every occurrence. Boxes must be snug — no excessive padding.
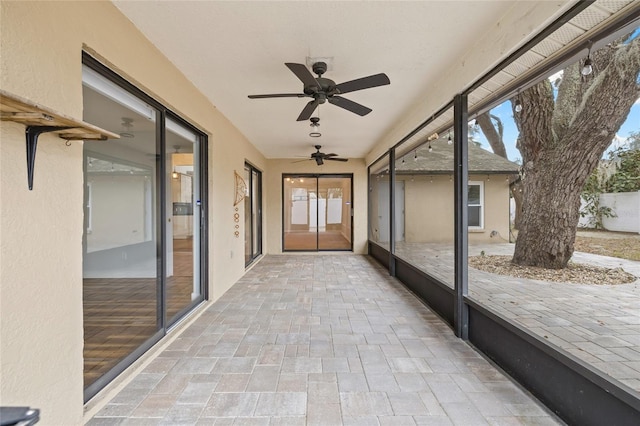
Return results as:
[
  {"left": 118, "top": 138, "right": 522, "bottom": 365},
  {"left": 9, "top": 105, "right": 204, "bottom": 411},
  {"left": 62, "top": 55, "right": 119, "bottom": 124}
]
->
[
  {"left": 565, "top": 35, "right": 640, "bottom": 161},
  {"left": 476, "top": 112, "right": 508, "bottom": 158},
  {"left": 514, "top": 80, "right": 555, "bottom": 166}
]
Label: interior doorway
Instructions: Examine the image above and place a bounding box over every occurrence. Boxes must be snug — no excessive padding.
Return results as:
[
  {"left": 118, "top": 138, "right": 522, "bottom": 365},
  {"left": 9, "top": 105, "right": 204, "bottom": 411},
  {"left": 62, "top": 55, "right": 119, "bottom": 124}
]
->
[{"left": 283, "top": 174, "right": 353, "bottom": 251}]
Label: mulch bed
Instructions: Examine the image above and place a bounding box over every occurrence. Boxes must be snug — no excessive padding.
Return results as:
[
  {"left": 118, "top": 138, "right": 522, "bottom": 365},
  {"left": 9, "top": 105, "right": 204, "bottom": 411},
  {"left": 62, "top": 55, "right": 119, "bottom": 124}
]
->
[{"left": 469, "top": 255, "right": 637, "bottom": 285}]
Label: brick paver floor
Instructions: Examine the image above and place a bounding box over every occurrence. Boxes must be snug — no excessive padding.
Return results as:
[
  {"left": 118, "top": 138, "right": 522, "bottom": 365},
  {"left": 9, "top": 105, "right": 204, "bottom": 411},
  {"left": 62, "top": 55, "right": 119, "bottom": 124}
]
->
[
  {"left": 395, "top": 242, "right": 640, "bottom": 394},
  {"left": 88, "top": 255, "right": 560, "bottom": 425}
]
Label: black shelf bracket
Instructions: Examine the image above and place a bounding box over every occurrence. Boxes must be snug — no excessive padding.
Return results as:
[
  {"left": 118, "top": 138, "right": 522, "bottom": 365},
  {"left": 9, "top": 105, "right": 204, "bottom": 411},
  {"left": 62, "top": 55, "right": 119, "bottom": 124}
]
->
[{"left": 25, "top": 125, "right": 72, "bottom": 190}]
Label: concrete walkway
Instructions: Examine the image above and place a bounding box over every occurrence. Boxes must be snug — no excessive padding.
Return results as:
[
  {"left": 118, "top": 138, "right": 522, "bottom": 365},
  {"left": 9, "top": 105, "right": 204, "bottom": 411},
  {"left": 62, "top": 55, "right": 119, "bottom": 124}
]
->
[
  {"left": 88, "top": 255, "right": 560, "bottom": 425},
  {"left": 395, "top": 242, "right": 640, "bottom": 394}
]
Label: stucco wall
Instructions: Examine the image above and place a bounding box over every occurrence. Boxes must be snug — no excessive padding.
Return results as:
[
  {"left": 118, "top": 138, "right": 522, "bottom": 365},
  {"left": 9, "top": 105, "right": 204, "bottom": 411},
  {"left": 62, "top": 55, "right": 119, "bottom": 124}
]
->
[
  {"left": 0, "top": 2, "right": 265, "bottom": 424},
  {"left": 265, "top": 158, "right": 368, "bottom": 254},
  {"left": 402, "top": 175, "right": 511, "bottom": 243}
]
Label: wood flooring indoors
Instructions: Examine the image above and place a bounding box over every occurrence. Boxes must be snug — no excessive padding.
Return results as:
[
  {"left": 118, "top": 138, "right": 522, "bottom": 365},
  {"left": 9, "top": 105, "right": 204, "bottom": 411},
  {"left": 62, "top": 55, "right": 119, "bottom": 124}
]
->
[
  {"left": 284, "top": 231, "right": 351, "bottom": 251},
  {"left": 83, "top": 239, "right": 194, "bottom": 387}
]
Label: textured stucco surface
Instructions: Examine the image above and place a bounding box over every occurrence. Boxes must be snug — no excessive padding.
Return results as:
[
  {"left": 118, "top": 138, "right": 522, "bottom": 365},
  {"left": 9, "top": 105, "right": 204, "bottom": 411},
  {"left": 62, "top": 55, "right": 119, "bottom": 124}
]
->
[{"left": 401, "top": 175, "right": 511, "bottom": 244}]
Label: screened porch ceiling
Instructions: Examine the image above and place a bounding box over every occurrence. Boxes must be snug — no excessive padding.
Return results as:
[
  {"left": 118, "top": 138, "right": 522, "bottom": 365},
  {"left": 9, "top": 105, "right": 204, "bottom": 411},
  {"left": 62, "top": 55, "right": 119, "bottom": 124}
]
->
[{"left": 112, "top": 1, "right": 638, "bottom": 162}]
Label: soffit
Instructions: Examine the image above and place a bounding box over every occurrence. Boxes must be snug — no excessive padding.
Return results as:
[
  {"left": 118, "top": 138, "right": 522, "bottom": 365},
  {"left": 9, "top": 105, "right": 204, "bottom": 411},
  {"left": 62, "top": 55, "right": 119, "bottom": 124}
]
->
[{"left": 396, "top": 0, "right": 639, "bottom": 158}]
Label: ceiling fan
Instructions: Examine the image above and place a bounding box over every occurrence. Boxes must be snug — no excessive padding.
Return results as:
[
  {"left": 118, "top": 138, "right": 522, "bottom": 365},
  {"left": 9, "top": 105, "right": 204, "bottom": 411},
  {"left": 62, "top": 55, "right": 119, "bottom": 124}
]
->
[
  {"left": 299, "top": 145, "right": 349, "bottom": 166},
  {"left": 248, "top": 62, "right": 390, "bottom": 121}
]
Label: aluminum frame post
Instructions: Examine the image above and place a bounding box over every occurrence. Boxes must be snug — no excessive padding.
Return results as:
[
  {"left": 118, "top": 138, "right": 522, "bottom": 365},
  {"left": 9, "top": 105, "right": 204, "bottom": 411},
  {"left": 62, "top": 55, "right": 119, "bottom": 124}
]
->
[
  {"left": 389, "top": 149, "right": 396, "bottom": 276},
  {"left": 453, "top": 94, "right": 469, "bottom": 340}
]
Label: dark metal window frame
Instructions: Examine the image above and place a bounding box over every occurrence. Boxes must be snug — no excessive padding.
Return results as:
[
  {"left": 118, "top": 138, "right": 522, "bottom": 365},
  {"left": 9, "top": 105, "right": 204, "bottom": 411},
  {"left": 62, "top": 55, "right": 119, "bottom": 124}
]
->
[
  {"left": 82, "top": 52, "right": 209, "bottom": 402},
  {"left": 244, "top": 162, "right": 263, "bottom": 267},
  {"left": 368, "top": 2, "right": 640, "bottom": 424},
  {"left": 282, "top": 173, "right": 354, "bottom": 252}
]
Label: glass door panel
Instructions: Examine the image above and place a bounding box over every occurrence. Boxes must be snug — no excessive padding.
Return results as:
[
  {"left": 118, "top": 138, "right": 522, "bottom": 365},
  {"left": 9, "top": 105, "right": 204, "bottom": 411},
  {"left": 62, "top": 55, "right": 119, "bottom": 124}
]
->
[
  {"left": 252, "top": 170, "right": 260, "bottom": 258},
  {"left": 318, "top": 177, "right": 352, "bottom": 250},
  {"left": 82, "top": 79, "right": 160, "bottom": 392},
  {"left": 244, "top": 164, "right": 262, "bottom": 266},
  {"left": 244, "top": 167, "right": 253, "bottom": 264},
  {"left": 283, "top": 176, "right": 319, "bottom": 250},
  {"left": 166, "top": 118, "right": 202, "bottom": 326},
  {"left": 82, "top": 60, "right": 207, "bottom": 400},
  {"left": 283, "top": 175, "right": 352, "bottom": 251}
]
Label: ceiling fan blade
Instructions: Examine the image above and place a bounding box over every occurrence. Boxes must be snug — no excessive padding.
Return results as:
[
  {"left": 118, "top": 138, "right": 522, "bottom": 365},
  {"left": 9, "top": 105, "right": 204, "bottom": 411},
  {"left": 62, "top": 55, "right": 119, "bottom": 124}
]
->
[
  {"left": 291, "top": 158, "right": 312, "bottom": 163},
  {"left": 332, "top": 73, "right": 390, "bottom": 94},
  {"left": 324, "top": 153, "right": 338, "bottom": 157},
  {"left": 285, "top": 63, "right": 319, "bottom": 89},
  {"left": 297, "top": 99, "right": 320, "bottom": 121},
  {"left": 326, "top": 157, "right": 348, "bottom": 162},
  {"left": 248, "top": 93, "right": 306, "bottom": 99},
  {"left": 328, "top": 96, "right": 372, "bottom": 116}
]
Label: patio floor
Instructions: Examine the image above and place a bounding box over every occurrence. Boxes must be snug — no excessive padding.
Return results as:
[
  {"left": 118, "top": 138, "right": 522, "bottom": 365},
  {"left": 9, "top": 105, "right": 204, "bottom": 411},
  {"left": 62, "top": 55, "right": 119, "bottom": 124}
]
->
[
  {"left": 88, "top": 255, "right": 561, "bottom": 425},
  {"left": 394, "top": 241, "right": 640, "bottom": 395}
]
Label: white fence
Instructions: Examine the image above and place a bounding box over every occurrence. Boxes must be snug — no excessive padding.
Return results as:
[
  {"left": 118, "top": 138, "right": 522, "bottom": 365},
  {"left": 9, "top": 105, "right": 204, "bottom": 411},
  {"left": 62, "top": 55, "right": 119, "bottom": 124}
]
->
[{"left": 579, "top": 191, "right": 640, "bottom": 233}]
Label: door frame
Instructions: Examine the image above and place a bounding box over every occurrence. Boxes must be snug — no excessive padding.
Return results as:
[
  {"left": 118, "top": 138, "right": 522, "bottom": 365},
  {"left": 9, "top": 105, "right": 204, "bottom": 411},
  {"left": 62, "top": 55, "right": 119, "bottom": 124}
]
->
[
  {"left": 244, "top": 162, "right": 263, "bottom": 266},
  {"left": 282, "top": 173, "right": 353, "bottom": 252},
  {"left": 82, "top": 53, "right": 208, "bottom": 402}
]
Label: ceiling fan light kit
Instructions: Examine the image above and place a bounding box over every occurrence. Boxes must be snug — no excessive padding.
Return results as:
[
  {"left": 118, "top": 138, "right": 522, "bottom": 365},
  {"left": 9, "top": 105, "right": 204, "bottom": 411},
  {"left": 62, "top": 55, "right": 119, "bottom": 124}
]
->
[
  {"left": 309, "top": 116, "right": 321, "bottom": 137},
  {"left": 248, "top": 61, "right": 390, "bottom": 121}
]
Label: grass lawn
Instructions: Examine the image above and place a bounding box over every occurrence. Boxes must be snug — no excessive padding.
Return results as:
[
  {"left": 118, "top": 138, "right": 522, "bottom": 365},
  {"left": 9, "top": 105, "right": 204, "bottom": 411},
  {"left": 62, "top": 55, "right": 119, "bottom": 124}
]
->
[{"left": 574, "top": 229, "right": 640, "bottom": 261}]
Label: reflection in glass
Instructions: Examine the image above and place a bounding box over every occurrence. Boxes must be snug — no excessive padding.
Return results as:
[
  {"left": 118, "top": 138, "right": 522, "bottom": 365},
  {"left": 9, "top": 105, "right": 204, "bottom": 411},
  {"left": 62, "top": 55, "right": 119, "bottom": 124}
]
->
[
  {"left": 82, "top": 81, "right": 159, "bottom": 390},
  {"left": 166, "top": 118, "right": 201, "bottom": 325},
  {"left": 368, "top": 154, "right": 391, "bottom": 250}
]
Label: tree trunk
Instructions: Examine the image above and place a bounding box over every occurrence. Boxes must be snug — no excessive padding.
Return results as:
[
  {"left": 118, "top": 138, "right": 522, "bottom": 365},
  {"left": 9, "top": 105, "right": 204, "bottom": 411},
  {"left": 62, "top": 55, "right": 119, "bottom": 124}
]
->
[
  {"left": 512, "top": 150, "right": 588, "bottom": 268},
  {"left": 512, "top": 35, "right": 640, "bottom": 268},
  {"left": 511, "top": 180, "right": 524, "bottom": 230}
]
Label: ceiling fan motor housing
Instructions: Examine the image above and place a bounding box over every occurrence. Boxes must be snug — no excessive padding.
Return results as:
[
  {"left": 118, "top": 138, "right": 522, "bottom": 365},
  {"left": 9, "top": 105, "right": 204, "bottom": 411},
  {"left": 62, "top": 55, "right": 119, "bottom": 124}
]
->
[{"left": 312, "top": 61, "right": 327, "bottom": 76}]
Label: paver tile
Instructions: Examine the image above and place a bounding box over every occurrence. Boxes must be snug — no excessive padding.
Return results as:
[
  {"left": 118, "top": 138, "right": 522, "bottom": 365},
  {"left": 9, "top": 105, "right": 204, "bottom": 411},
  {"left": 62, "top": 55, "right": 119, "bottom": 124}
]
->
[{"left": 89, "top": 255, "right": 562, "bottom": 425}]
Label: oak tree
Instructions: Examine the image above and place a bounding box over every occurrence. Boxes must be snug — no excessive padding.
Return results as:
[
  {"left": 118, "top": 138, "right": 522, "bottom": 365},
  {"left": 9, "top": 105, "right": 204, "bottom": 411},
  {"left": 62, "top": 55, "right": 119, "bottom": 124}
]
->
[{"left": 478, "top": 34, "right": 640, "bottom": 269}]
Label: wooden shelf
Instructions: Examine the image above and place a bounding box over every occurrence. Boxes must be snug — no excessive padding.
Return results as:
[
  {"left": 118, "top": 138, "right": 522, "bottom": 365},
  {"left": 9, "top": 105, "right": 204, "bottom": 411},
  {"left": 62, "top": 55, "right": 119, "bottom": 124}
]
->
[
  {"left": 0, "top": 89, "right": 119, "bottom": 190},
  {"left": 0, "top": 89, "right": 119, "bottom": 140}
]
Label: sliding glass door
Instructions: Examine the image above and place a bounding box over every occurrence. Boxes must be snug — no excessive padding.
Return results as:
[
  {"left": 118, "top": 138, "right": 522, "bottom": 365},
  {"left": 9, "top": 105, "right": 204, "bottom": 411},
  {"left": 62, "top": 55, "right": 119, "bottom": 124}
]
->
[
  {"left": 166, "top": 119, "right": 203, "bottom": 326},
  {"left": 82, "top": 56, "right": 207, "bottom": 400},
  {"left": 283, "top": 174, "right": 352, "bottom": 251},
  {"left": 244, "top": 163, "right": 262, "bottom": 266}
]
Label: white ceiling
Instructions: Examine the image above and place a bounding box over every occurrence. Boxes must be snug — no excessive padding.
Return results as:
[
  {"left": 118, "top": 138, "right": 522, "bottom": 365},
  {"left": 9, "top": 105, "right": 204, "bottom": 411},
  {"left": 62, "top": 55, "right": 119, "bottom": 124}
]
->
[{"left": 112, "top": 1, "right": 563, "bottom": 160}]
